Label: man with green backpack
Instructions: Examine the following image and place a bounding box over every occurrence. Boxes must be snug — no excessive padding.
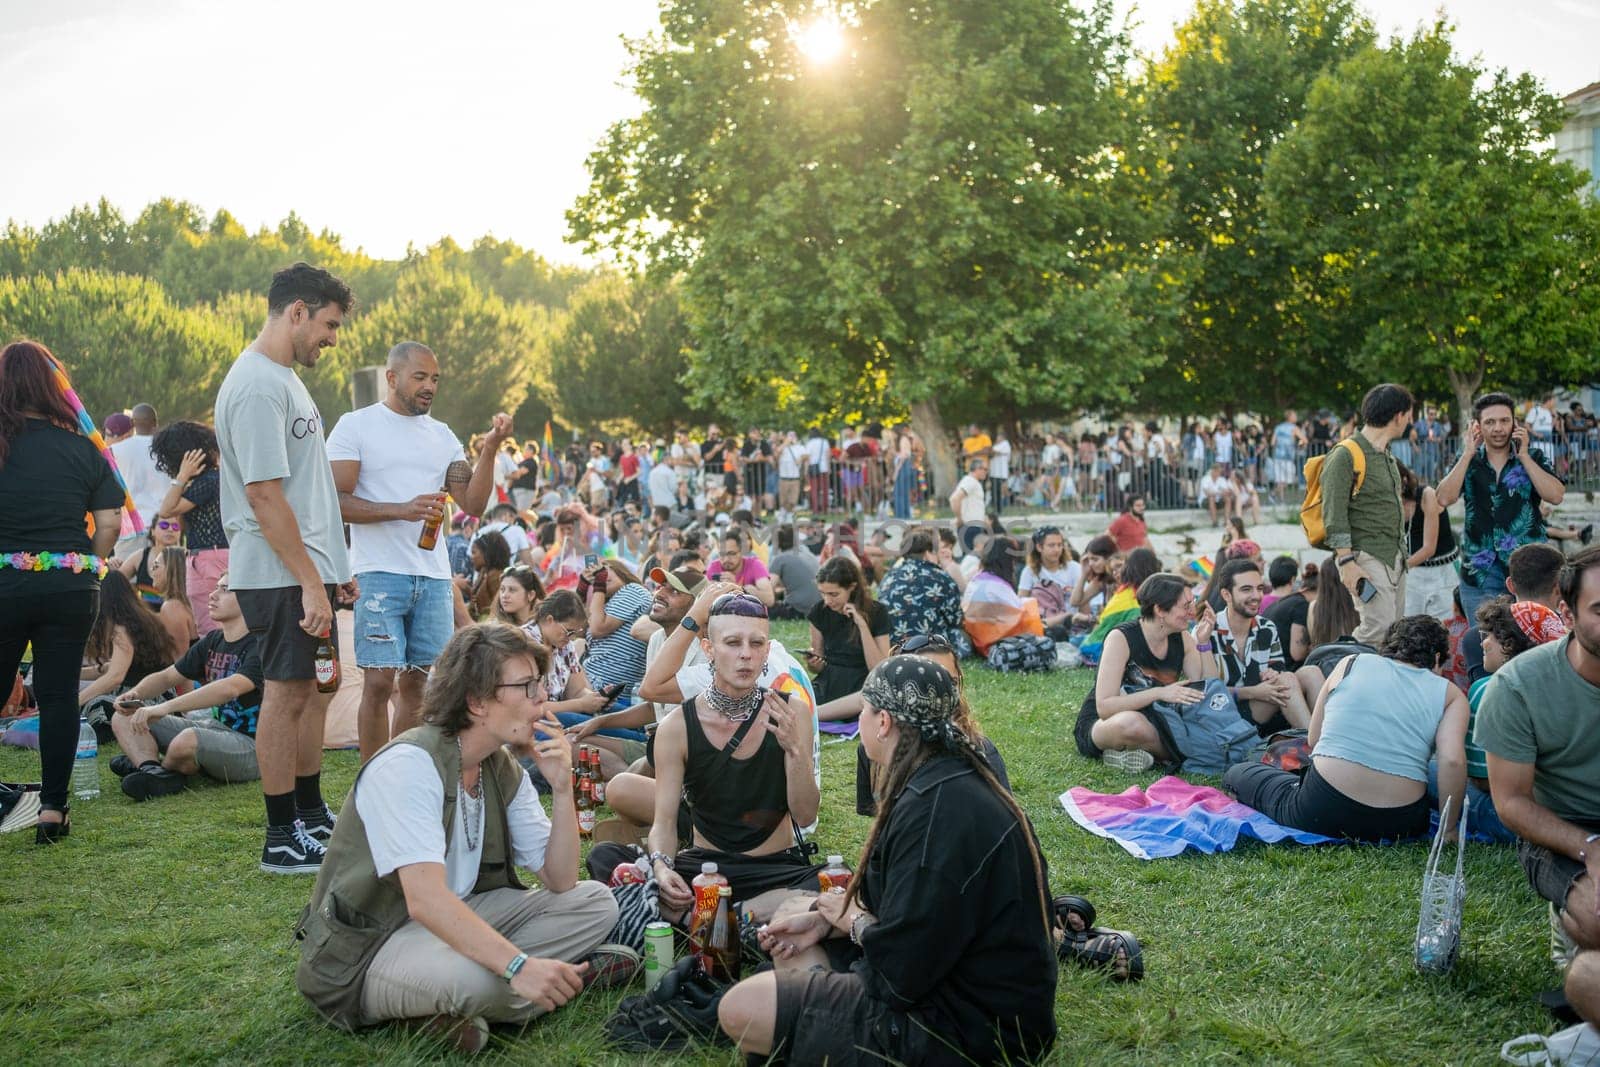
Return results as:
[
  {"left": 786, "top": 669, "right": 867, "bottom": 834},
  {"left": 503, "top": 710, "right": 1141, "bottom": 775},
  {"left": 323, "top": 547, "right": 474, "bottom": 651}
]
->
[{"left": 1300, "top": 384, "right": 1412, "bottom": 645}]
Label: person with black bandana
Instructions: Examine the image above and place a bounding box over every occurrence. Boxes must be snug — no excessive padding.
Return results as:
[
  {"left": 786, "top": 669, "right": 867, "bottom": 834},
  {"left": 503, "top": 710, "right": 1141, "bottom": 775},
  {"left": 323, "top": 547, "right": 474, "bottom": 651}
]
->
[{"left": 716, "top": 655, "right": 1057, "bottom": 1065}]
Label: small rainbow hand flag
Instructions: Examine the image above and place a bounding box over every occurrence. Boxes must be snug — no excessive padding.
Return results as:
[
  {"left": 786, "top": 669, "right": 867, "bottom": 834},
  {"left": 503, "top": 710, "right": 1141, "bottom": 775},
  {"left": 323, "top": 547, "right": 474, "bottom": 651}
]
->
[{"left": 1188, "top": 555, "right": 1213, "bottom": 580}]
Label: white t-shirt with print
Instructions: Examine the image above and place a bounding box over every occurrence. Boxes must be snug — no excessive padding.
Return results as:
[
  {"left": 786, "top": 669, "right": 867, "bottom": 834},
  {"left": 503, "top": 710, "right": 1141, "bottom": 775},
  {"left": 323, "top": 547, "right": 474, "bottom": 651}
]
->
[
  {"left": 326, "top": 403, "right": 466, "bottom": 579},
  {"left": 355, "top": 745, "right": 551, "bottom": 898},
  {"left": 1019, "top": 561, "right": 1082, "bottom": 596}
]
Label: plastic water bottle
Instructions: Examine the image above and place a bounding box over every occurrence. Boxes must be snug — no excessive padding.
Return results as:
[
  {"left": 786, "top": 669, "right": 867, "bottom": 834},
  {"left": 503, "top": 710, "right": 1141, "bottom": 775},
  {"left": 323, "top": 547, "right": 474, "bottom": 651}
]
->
[{"left": 71, "top": 717, "right": 99, "bottom": 799}]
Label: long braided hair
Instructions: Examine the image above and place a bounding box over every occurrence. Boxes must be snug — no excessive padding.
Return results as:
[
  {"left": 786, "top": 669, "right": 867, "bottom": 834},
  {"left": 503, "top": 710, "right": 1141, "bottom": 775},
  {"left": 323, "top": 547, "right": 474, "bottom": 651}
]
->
[{"left": 847, "top": 657, "right": 1051, "bottom": 940}]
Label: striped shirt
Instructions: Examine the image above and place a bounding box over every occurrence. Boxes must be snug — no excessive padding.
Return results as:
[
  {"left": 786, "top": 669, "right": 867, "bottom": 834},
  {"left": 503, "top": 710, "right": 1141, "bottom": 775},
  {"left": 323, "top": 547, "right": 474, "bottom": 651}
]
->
[{"left": 1213, "top": 612, "right": 1285, "bottom": 688}]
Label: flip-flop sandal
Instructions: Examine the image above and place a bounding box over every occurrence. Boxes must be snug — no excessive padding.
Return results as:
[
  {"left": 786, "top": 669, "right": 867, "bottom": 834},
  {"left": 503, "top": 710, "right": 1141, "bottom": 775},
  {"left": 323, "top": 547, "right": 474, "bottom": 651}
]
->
[
  {"left": 1052, "top": 895, "right": 1097, "bottom": 936},
  {"left": 1060, "top": 927, "right": 1144, "bottom": 982}
]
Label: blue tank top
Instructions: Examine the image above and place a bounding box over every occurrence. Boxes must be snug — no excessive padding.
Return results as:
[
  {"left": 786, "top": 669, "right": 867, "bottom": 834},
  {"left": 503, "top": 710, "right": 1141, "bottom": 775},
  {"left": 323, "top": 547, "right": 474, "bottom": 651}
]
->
[{"left": 1313, "top": 655, "right": 1448, "bottom": 782}]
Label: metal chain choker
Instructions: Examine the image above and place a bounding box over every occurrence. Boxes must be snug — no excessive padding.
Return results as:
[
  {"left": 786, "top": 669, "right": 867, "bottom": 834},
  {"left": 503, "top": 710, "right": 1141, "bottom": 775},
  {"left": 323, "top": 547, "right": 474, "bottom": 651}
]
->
[{"left": 703, "top": 684, "right": 762, "bottom": 722}]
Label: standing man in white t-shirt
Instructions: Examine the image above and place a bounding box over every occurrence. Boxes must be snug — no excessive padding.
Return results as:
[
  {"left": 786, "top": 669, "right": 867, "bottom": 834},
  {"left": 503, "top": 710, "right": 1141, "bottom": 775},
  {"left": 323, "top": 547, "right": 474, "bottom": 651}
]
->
[
  {"left": 949, "top": 457, "right": 990, "bottom": 553},
  {"left": 214, "top": 262, "right": 356, "bottom": 875},
  {"left": 110, "top": 403, "right": 166, "bottom": 559},
  {"left": 989, "top": 429, "right": 1012, "bottom": 516},
  {"left": 327, "top": 341, "right": 512, "bottom": 761}
]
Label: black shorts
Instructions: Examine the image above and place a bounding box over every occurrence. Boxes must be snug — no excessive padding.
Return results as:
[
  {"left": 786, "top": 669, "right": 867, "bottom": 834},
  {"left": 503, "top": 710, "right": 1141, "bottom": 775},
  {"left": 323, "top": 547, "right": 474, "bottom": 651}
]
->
[
  {"left": 773, "top": 964, "right": 932, "bottom": 1066},
  {"left": 1519, "top": 838, "right": 1590, "bottom": 908},
  {"left": 236, "top": 584, "right": 338, "bottom": 683},
  {"left": 671, "top": 845, "right": 823, "bottom": 900}
]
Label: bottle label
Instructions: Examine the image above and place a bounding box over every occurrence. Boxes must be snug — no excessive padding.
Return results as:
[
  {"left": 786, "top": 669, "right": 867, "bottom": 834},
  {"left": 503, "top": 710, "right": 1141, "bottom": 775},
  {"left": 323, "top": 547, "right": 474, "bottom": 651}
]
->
[
  {"left": 577, "top": 809, "right": 596, "bottom": 833},
  {"left": 315, "top": 658, "right": 337, "bottom": 686},
  {"left": 77, "top": 741, "right": 97, "bottom": 758}
]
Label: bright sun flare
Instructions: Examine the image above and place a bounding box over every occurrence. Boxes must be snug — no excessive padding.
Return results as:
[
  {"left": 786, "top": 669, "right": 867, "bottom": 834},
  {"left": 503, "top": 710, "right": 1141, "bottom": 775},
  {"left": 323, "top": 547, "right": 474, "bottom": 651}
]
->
[{"left": 793, "top": 16, "right": 845, "bottom": 64}]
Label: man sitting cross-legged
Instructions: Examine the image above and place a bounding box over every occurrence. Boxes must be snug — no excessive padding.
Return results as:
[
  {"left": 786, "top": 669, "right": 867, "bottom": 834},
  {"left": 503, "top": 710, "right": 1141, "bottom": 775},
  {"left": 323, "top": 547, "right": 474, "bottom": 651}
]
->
[
  {"left": 109, "top": 573, "right": 266, "bottom": 801},
  {"left": 1212, "top": 558, "right": 1312, "bottom": 736},
  {"left": 603, "top": 590, "right": 825, "bottom": 916},
  {"left": 294, "top": 623, "right": 621, "bottom": 1054},
  {"left": 1477, "top": 546, "right": 1600, "bottom": 1052}
]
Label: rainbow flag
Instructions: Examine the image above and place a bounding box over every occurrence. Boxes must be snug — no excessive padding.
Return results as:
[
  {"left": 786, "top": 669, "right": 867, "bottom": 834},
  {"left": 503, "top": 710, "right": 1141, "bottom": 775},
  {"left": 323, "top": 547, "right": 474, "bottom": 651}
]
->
[
  {"left": 1188, "top": 555, "right": 1213, "bottom": 581},
  {"left": 41, "top": 350, "right": 143, "bottom": 535}
]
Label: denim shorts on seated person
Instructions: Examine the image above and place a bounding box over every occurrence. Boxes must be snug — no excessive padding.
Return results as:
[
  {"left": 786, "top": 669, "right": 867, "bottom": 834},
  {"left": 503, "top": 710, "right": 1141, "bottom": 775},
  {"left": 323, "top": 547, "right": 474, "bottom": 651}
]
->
[
  {"left": 1519, "top": 835, "right": 1596, "bottom": 909},
  {"left": 354, "top": 572, "right": 453, "bottom": 670}
]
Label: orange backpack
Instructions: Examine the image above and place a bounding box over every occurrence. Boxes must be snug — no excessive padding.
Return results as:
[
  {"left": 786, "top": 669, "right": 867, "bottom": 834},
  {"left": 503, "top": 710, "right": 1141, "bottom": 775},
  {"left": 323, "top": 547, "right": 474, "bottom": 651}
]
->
[{"left": 1299, "top": 438, "right": 1366, "bottom": 550}]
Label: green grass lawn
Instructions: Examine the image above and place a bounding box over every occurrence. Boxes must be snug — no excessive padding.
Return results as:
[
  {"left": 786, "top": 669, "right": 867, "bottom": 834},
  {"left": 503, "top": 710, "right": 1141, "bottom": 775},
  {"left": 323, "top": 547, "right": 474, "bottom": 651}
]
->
[{"left": 0, "top": 620, "right": 1562, "bottom": 1065}]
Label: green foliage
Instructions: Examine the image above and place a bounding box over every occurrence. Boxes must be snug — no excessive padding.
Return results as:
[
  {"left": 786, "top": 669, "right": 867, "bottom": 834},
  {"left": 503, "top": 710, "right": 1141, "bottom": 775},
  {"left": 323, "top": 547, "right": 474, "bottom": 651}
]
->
[
  {"left": 409, "top": 235, "right": 589, "bottom": 310},
  {"left": 319, "top": 260, "right": 554, "bottom": 436},
  {"left": 570, "top": 0, "right": 1163, "bottom": 447},
  {"left": 0, "top": 269, "right": 249, "bottom": 421},
  {"left": 1137, "top": 0, "right": 1374, "bottom": 415},
  {"left": 1263, "top": 23, "right": 1600, "bottom": 418},
  {"left": 548, "top": 271, "right": 703, "bottom": 435}
]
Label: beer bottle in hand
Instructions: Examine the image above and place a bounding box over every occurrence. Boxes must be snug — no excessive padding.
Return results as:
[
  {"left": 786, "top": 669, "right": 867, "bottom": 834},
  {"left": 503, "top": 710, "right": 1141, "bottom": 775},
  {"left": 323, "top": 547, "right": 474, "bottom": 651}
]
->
[{"left": 314, "top": 632, "right": 340, "bottom": 693}]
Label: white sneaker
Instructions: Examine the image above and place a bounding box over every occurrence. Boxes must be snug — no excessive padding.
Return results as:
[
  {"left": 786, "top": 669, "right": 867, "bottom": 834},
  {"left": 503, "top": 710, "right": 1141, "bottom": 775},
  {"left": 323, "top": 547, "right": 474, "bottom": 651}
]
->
[
  {"left": 1102, "top": 749, "right": 1155, "bottom": 774},
  {"left": 1501, "top": 1022, "right": 1600, "bottom": 1065}
]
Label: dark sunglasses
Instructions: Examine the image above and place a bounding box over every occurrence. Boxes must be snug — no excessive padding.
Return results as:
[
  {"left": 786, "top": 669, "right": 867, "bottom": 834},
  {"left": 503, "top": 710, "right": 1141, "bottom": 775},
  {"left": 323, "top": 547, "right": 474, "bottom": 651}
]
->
[
  {"left": 155, "top": 520, "right": 181, "bottom": 531},
  {"left": 709, "top": 592, "right": 769, "bottom": 620},
  {"left": 893, "top": 633, "right": 953, "bottom": 655}
]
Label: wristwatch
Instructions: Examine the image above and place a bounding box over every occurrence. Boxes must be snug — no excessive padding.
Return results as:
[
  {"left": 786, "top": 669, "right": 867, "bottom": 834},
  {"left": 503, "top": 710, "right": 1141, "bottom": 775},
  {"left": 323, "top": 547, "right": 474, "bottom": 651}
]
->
[
  {"left": 1337, "top": 555, "right": 1358, "bottom": 567},
  {"left": 679, "top": 616, "right": 700, "bottom": 633},
  {"left": 1580, "top": 833, "right": 1600, "bottom": 862},
  {"left": 501, "top": 952, "right": 528, "bottom": 983}
]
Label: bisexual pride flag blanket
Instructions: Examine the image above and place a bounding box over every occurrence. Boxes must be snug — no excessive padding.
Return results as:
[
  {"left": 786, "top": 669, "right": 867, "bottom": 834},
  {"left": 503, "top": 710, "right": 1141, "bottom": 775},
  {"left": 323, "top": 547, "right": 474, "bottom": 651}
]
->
[{"left": 1059, "top": 775, "right": 1339, "bottom": 860}]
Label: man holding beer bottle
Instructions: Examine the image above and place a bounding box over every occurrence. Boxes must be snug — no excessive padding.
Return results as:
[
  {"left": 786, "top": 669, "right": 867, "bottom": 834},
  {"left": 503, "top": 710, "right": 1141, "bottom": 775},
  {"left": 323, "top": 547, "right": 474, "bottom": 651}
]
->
[{"left": 327, "top": 341, "right": 510, "bottom": 761}]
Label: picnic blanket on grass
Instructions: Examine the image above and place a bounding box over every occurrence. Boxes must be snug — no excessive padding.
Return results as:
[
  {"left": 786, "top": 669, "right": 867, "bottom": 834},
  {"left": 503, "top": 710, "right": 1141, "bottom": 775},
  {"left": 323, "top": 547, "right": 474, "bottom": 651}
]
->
[{"left": 1060, "top": 775, "right": 1339, "bottom": 859}]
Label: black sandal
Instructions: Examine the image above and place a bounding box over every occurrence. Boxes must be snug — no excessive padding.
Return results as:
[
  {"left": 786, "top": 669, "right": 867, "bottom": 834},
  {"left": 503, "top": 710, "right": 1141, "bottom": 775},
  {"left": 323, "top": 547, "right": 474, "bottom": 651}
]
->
[
  {"left": 1052, "top": 894, "right": 1097, "bottom": 936},
  {"left": 1060, "top": 927, "right": 1144, "bottom": 982}
]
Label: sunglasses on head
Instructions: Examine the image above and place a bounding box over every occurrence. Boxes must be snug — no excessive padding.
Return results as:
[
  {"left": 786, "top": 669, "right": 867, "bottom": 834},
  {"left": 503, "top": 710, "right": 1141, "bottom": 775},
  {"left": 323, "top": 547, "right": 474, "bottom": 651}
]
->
[
  {"left": 709, "top": 592, "right": 769, "bottom": 620},
  {"left": 893, "top": 633, "right": 953, "bottom": 655},
  {"left": 1032, "top": 525, "right": 1061, "bottom": 544}
]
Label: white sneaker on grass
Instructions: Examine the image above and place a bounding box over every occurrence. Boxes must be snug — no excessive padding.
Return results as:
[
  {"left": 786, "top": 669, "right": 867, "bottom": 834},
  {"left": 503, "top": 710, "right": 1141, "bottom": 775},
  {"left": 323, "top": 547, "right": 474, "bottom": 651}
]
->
[
  {"left": 1500, "top": 1022, "right": 1600, "bottom": 1065},
  {"left": 1102, "top": 749, "right": 1155, "bottom": 774}
]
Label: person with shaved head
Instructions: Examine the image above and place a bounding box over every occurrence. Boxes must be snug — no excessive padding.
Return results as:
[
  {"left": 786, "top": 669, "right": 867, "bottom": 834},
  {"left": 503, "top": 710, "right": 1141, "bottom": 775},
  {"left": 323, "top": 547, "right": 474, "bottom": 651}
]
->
[{"left": 327, "top": 340, "right": 513, "bottom": 760}]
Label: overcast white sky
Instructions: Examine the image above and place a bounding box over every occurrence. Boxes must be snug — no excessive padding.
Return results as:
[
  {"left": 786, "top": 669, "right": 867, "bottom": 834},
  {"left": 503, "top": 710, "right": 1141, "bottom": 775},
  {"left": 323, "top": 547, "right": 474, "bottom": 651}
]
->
[{"left": 2, "top": 0, "right": 1596, "bottom": 264}]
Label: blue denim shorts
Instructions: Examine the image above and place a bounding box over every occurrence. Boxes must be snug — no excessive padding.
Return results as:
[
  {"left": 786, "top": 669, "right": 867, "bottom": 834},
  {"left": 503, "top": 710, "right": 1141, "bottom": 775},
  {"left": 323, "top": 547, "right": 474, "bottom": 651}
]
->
[{"left": 353, "top": 572, "right": 454, "bottom": 670}]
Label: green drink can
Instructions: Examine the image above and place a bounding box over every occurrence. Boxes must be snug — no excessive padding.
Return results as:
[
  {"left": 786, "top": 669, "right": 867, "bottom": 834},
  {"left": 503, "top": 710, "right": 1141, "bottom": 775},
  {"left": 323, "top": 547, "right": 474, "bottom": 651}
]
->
[{"left": 643, "top": 921, "right": 674, "bottom": 990}]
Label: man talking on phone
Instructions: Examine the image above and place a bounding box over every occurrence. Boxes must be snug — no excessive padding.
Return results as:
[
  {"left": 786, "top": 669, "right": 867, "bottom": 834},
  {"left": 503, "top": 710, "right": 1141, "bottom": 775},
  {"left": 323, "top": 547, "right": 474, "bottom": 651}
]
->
[
  {"left": 1319, "top": 383, "right": 1412, "bottom": 646},
  {"left": 1436, "top": 392, "right": 1565, "bottom": 622}
]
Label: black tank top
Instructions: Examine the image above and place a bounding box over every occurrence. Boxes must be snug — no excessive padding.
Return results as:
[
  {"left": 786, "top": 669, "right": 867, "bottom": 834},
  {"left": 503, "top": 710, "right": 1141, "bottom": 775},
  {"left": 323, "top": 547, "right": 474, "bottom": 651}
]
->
[
  {"left": 1116, "top": 619, "right": 1185, "bottom": 687},
  {"left": 1407, "top": 503, "right": 1457, "bottom": 560},
  {"left": 681, "top": 694, "right": 791, "bottom": 853}
]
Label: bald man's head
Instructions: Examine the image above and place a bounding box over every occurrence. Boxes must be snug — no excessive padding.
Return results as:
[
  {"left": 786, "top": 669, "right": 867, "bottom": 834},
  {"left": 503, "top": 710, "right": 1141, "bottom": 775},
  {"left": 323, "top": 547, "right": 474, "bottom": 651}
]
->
[
  {"left": 130, "top": 404, "right": 157, "bottom": 433},
  {"left": 385, "top": 341, "right": 439, "bottom": 416}
]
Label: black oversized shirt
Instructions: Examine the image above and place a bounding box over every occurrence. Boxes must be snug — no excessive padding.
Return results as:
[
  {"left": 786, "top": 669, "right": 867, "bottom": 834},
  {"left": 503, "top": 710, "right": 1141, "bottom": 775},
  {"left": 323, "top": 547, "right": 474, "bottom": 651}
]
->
[{"left": 856, "top": 757, "right": 1056, "bottom": 1064}]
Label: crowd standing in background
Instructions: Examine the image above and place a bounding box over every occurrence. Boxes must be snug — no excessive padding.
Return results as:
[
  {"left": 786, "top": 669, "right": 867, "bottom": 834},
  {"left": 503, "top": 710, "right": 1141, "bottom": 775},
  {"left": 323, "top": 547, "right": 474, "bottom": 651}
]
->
[{"left": 3, "top": 263, "right": 1599, "bottom": 1061}]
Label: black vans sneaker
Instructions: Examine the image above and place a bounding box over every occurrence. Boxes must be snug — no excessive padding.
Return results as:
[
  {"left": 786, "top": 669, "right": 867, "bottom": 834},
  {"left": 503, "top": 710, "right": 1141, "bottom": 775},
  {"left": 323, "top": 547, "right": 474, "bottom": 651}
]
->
[
  {"left": 121, "top": 765, "right": 189, "bottom": 801},
  {"left": 260, "top": 820, "right": 327, "bottom": 874},
  {"left": 296, "top": 804, "right": 337, "bottom": 844}
]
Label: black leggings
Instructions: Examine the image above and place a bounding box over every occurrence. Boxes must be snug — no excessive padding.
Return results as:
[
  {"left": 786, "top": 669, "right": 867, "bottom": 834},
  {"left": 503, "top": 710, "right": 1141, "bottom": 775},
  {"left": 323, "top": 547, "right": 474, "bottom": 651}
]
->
[
  {"left": 0, "top": 587, "right": 100, "bottom": 812},
  {"left": 1223, "top": 761, "right": 1430, "bottom": 842}
]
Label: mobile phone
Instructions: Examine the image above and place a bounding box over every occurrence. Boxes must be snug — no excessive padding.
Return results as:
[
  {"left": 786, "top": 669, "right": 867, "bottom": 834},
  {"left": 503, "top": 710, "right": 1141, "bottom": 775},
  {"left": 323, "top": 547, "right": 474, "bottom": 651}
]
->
[
  {"left": 584, "top": 553, "right": 599, "bottom": 570},
  {"left": 1356, "top": 577, "right": 1378, "bottom": 603}
]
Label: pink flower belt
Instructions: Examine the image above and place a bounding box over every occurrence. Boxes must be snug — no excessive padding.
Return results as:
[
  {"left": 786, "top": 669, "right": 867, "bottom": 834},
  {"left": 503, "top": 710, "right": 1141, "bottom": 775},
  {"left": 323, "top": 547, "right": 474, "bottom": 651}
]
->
[{"left": 1, "top": 551, "right": 109, "bottom": 579}]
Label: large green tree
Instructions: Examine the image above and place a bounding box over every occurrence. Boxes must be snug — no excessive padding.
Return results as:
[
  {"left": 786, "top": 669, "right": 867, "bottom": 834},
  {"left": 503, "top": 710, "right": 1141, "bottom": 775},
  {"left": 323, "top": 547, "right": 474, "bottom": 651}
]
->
[
  {"left": 319, "top": 261, "right": 555, "bottom": 436},
  {"left": 1138, "top": 0, "right": 1373, "bottom": 415},
  {"left": 0, "top": 270, "right": 247, "bottom": 421},
  {"left": 548, "top": 272, "right": 702, "bottom": 435},
  {"left": 1264, "top": 24, "right": 1600, "bottom": 421},
  {"left": 571, "top": 0, "right": 1160, "bottom": 493}
]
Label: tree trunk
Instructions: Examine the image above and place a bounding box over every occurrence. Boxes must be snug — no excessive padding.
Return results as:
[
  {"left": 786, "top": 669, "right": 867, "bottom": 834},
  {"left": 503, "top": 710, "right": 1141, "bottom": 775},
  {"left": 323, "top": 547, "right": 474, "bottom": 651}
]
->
[
  {"left": 1445, "top": 355, "right": 1485, "bottom": 433},
  {"left": 910, "top": 396, "right": 957, "bottom": 503}
]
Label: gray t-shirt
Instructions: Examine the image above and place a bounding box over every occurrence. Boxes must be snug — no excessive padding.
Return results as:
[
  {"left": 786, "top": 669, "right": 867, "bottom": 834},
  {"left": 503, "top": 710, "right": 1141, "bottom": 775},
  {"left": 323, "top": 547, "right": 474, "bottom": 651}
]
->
[
  {"left": 214, "top": 350, "right": 351, "bottom": 590},
  {"left": 1474, "top": 636, "right": 1600, "bottom": 827},
  {"left": 769, "top": 548, "right": 821, "bottom": 614}
]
